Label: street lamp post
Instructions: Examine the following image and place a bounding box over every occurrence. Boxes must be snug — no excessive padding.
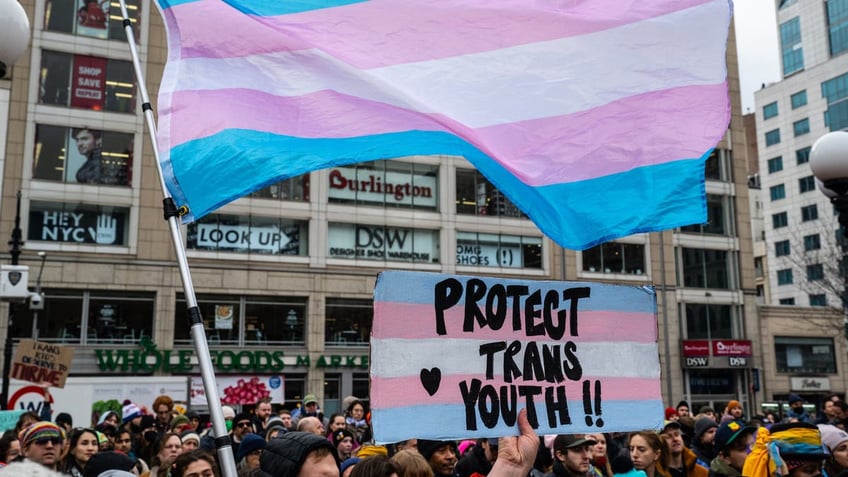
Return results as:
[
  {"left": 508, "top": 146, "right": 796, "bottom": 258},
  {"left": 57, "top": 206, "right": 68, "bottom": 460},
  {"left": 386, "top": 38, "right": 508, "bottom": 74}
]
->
[
  {"left": 1, "top": 192, "right": 23, "bottom": 409},
  {"left": 0, "top": 0, "right": 30, "bottom": 80},
  {"left": 810, "top": 131, "right": 848, "bottom": 344}
]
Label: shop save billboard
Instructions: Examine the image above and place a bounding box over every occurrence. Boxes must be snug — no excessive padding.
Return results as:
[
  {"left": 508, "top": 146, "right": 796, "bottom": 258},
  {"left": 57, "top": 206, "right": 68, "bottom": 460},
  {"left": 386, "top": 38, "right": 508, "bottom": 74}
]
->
[{"left": 370, "top": 271, "right": 662, "bottom": 442}]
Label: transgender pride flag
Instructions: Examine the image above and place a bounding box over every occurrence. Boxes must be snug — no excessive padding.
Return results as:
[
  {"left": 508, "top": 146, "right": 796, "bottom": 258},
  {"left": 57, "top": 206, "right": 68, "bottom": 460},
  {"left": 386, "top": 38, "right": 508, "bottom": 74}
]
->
[{"left": 155, "top": 0, "right": 732, "bottom": 250}]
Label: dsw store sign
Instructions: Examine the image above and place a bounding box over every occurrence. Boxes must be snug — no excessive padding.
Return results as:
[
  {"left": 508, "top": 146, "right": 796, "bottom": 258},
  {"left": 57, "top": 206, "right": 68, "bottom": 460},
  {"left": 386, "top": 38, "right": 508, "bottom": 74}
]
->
[{"left": 328, "top": 223, "right": 438, "bottom": 263}]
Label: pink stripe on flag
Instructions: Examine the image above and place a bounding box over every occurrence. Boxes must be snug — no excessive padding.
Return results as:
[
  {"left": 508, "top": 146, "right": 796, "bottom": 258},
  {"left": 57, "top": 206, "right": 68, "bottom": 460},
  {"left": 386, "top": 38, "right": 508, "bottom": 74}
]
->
[
  {"left": 166, "top": 83, "right": 726, "bottom": 185},
  {"left": 371, "top": 376, "right": 661, "bottom": 408},
  {"left": 372, "top": 303, "right": 656, "bottom": 342},
  {"left": 166, "top": 0, "right": 713, "bottom": 67}
]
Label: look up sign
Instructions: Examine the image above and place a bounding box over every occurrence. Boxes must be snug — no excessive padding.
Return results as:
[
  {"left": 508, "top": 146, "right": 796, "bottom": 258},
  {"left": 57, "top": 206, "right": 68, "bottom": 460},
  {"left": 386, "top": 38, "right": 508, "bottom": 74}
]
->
[{"left": 370, "top": 271, "right": 662, "bottom": 442}]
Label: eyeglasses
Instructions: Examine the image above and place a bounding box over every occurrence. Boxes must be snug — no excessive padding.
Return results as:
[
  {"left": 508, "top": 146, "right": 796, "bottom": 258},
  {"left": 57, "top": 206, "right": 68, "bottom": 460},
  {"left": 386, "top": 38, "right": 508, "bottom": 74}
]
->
[
  {"left": 236, "top": 422, "right": 252, "bottom": 429},
  {"left": 33, "top": 437, "right": 62, "bottom": 446}
]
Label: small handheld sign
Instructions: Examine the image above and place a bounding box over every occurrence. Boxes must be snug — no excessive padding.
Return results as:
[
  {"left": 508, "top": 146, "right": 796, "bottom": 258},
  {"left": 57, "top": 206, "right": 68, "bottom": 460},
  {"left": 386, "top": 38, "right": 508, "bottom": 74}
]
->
[{"left": 370, "top": 271, "right": 662, "bottom": 442}]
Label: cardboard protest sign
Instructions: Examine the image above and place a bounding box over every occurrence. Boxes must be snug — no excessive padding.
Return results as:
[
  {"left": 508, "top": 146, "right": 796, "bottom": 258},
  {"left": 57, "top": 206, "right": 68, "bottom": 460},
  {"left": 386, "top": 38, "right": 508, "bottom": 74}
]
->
[
  {"left": 370, "top": 271, "right": 662, "bottom": 442},
  {"left": 12, "top": 340, "right": 74, "bottom": 388}
]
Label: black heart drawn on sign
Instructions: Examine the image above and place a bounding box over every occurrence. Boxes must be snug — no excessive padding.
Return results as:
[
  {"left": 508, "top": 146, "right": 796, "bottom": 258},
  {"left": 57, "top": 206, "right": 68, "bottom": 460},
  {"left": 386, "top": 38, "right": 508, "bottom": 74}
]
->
[{"left": 420, "top": 367, "right": 441, "bottom": 396}]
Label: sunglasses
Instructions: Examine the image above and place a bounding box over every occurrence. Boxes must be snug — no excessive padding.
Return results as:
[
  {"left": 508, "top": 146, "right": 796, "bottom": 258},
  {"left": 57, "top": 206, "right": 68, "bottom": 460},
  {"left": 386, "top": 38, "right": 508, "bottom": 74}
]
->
[
  {"left": 33, "top": 437, "right": 63, "bottom": 446},
  {"left": 236, "top": 422, "right": 252, "bottom": 429}
]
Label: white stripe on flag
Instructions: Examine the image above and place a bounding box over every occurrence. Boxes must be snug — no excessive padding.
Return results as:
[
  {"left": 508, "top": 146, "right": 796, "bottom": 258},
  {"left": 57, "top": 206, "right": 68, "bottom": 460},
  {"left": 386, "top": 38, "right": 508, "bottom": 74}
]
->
[{"left": 370, "top": 339, "right": 660, "bottom": 379}]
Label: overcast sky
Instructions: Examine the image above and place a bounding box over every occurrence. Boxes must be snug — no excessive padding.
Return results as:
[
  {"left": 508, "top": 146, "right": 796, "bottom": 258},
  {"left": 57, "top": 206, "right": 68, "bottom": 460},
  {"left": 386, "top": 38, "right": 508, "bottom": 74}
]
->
[{"left": 734, "top": 0, "right": 781, "bottom": 113}]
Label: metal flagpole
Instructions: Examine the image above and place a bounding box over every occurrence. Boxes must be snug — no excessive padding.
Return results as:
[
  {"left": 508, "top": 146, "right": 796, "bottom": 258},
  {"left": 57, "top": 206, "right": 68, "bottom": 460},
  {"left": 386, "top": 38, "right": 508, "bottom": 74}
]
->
[{"left": 116, "top": 3, "right": 237, "bottom": 477}]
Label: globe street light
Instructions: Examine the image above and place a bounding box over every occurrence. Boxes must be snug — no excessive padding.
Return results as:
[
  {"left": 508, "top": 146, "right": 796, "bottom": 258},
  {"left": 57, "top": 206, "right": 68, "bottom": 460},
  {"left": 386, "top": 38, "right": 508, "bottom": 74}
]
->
[
  {"left": 0, "top": 0, "right": 30, "bottom": 79},
  {"left": 810, "top": 131, "right": 848, "bottom": 236}
]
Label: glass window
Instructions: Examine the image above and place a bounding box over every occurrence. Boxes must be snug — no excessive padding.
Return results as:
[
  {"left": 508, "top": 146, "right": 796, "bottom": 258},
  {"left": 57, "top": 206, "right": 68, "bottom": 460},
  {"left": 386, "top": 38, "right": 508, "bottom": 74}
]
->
[
  {"left": 44, "top": 0, "right": 141, "bottom": 41},
  {"left": 456, "top": 232, "right": 542, "bottom": 269},
  {"left": 186, "top": 214, "right": 308, "bottom": 256},
  {"left": 810, "top": 294, "right": 828, "bottom": 306},
  {"left": 352, "top": 373, "right": 370, "bottom": 406},
  {"left": 791, "top": 90, "right": 808, "bottom": 109},
  {"left": 770, "top": 184, "right": 786, "bottom": 201},
  {"left": 768, "top": 156, "right": 784, "bottom": 173},
  {"left": 775, "top": 240, "right": 791, "bottom": 257},
  {"left": 822, "top": 72, "right": 848, "bottom": 131},
  {"left": 774, "top": 337, "right": 836, "bottom": 373},
  {"left": 456, "top": 169, "right": 526, "bottom": 217},
  {"left": 174, "top": 294, "right": 307, "bottom": 346},
  {"left": 779, "top": 297, "right": 796, "bottom": 305},
  {"left": 582, "top": 242, "right": 646, "bottom": 275},
  {"left": 704, "top": 149, "right": 732, "bottom": 182},
  {"left": 772, "top": 212, "right": 789, "bottom": 229},
  {"left": 796, "top": 147, "right": 811, "bottom": 165},
  {"left": 281, "top": 374, "right": 306, "bottom": 412},
  {"left": 11, "top": 289, "right": 153, "bottom": 344},
  {"left": 779, "top": 0, "right": 797, "bottom": 8},
  {"left": 28, "top": 201, "right": 129, "bottom": 246},
  {"left": 828, "top": 0, "right": 848, "bottom": 56},
  {"left": 804, "top": 234, "right": 821, "bottom": 251},
  {"left": 684, "top": 303, "right": 733, "bottom": 339},
  {"left": 34, "top": 124, "right": 132, "bottom": 186},
  {"left": 681, "top": 248, "right": 732, "bottom": 289},
  {"left": 763, "top": 102, "right": 779, "bottom": 119},
  {"left": 249, "top": 176, "right": 310, "bottom": 202},
  {"left": 801, "top": 204, "right": 819, "bottom": 221},
  {"left": 807, "top": 264, "right": 825, "bottom": 281},
  {"left": 799, "top": 176, "right": 816, "bottom": 193},
  {"left": 327, "top": 223, "right": 439, "bottom": 263},
  {"left": 681, "top": 195, "right": 730, "bottom": 235},
  {"left": 39, "top": 51, "right": 135, "bottom": 113},
  {"left": 325, "top": 298, "right": 372, "bottom": 347},
  {"left": 329, "top": 160, "right": 438, "bottom": 211},
  {"left": 323, "top": 373, "right": 341, "bottom": 415},
  {"left": 777, "top": 269, "right": 794, "bottom": 285},
  {"left": 780, "top": 17, "right": 804, "bottom": 75},
  {"left": 688, "top": 370, "right": 737, "bottom": 395},
  {"left": 793, "top": 118, "right": 810, "bottom": 137},
  {"left": 765, "top": 129, "right": 781, "bottom": 146}
]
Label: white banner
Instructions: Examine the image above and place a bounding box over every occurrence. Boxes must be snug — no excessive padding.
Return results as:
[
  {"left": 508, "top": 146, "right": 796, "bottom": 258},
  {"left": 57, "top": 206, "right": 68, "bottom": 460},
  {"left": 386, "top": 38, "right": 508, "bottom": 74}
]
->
[{"left": 190, "top": 375, "right": 284, "bottom": 406}]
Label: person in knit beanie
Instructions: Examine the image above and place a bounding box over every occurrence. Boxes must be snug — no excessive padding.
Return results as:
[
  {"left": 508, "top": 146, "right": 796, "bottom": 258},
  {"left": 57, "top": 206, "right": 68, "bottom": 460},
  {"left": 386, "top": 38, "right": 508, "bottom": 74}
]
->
[
  {"left": 720, "top": 401, "right": 743, "bottom": 424},
  {"left": 18, "top": 422, "right": 64, "bottom": 470},
  {"left": 742, "top": 422, "right": 825, "bottom": 477},
  {"left": 417, "top": 439, "right": 458, "bottom": 477},
  {"left": 818, "top": 424, "right": 848, "bottom": 477},
  {"left": 690, "top": 417, "right": 719, "bottom": 467}
]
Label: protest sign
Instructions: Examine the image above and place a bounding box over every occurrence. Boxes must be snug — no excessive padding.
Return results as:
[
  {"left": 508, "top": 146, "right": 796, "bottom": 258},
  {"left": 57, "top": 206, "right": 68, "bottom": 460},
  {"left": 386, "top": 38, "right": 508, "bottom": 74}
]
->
[
  {"left": 11, "top": 339, "right": 74, "bottom": 388},
  {"left": 0, "top": 410, "right": 25, "bottom": 432},
  {"left": 370, "top": 271, "right": 662, "bottom": 442}
]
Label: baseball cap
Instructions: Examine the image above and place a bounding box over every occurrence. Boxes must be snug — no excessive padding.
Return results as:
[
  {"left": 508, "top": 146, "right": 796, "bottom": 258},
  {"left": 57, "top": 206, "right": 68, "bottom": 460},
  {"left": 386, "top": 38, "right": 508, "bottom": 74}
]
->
[
  {"left": 554, "top": 434, "right": 597, "bottom": 451},
  {"left": 714, "top": 420, "right": 756, "bottom": 452},
  {"left": 662, "top": 420, "right": 682, "bottom": 433}
]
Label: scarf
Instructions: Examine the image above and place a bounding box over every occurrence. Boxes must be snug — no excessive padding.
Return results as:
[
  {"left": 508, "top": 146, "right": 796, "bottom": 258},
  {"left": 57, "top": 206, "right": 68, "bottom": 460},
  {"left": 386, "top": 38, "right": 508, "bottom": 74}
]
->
[
  {"left": 346, "top": 417, "right": 367, "bottom": 428},
  {"left": 743, "top": 426, "right": 824, "bottom": 477}
]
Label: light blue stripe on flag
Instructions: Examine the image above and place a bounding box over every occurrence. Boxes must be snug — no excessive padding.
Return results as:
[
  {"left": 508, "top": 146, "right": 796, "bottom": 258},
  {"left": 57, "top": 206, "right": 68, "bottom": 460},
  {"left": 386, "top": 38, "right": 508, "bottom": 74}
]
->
[
  {"left": 370, "top": 400, "right": 664, "bottom": 443},
  {"left": 164, "top": 129, "right": 707, "bottom": 250}
]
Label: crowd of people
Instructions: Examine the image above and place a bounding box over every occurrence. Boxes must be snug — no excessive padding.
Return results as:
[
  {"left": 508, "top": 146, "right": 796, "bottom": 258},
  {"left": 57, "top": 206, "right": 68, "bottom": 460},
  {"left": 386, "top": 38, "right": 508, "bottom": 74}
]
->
[{"left": 0, "top": 392, "right": 846, "bottom": 477}]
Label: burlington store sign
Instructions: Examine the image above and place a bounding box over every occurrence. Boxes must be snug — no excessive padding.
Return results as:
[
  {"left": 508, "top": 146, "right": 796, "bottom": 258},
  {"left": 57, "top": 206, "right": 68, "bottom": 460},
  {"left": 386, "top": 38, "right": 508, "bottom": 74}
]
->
[
  {"left": 682, "top": 339, "right": 753, "bottom": 368},
  {"left": 92, "top": 341, "right": 367, "bottom": 373}
]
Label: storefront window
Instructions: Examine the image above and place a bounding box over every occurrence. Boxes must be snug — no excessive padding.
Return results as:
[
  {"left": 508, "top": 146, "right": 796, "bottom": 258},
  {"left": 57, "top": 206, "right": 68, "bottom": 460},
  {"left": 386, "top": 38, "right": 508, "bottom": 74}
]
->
[
  {"left": 352, "top": 373, "right": 370, "bottom": 407},
  {"left": 456, "top": 169, "right": 526, "bottom": 217},
  {"left": 174, "top": 295, "right": 307, "bottom": 346},
  {"left": 328, "top": 160, "right": 438, "bottom": 210},
  {"left": 684, "top": 303, "right": 733, "bottom": 339},
  {"left": 681, "top": 248, "right": 733, "bottom": 289},
  {"left": 44, "top": 0, "right": 141, "bottom": 41},
  {"left": 774, "top": 337, "right": 836, "bottom": 374},
  {"left": 327, "top": 223, "right": 439, "bottom": 263},
  {"left": 456, "top": 232, "right": 542, "bottom": 268},
  {"left": 324, "top": 374, "right": 341, "bottom": 415},
  {"left": 12, "top": 290, "right": 154, "bottom": 344},
  {"left": 582, "top": 242, "right": 646, "bottom": 275},
  {"left": 28, "top": 201, "right": 130, "bottom": 246},
  {"left": 186, "top": 215, "right": 308, "bottom": 256},
  {"left": 281, "top": 374, "right": 306, "bottom": 412},
  {"left": 39, "top": 50, "right": 135, "bottom": 113},
  {"left": 250, "top": 175, "right": 310, "bottom": 202},
  {"left": 34, "top": 124, "right": 133, "bottom": 186},
  {"left": 325, "top": 298, "right": 371, "bottom": 347},
  {"left": 688, "top": 370, "right": 737, "bottom": 395}
]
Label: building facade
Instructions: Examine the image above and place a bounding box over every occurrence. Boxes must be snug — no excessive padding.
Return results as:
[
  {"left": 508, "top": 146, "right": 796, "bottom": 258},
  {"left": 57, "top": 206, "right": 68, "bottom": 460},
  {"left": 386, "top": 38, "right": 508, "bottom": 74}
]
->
[
  {"left": 0, "top": 1, "right": 764, "bottom": 421},
  {"left": 752, "top": 0, "right": 848, "bottom": 409}
]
